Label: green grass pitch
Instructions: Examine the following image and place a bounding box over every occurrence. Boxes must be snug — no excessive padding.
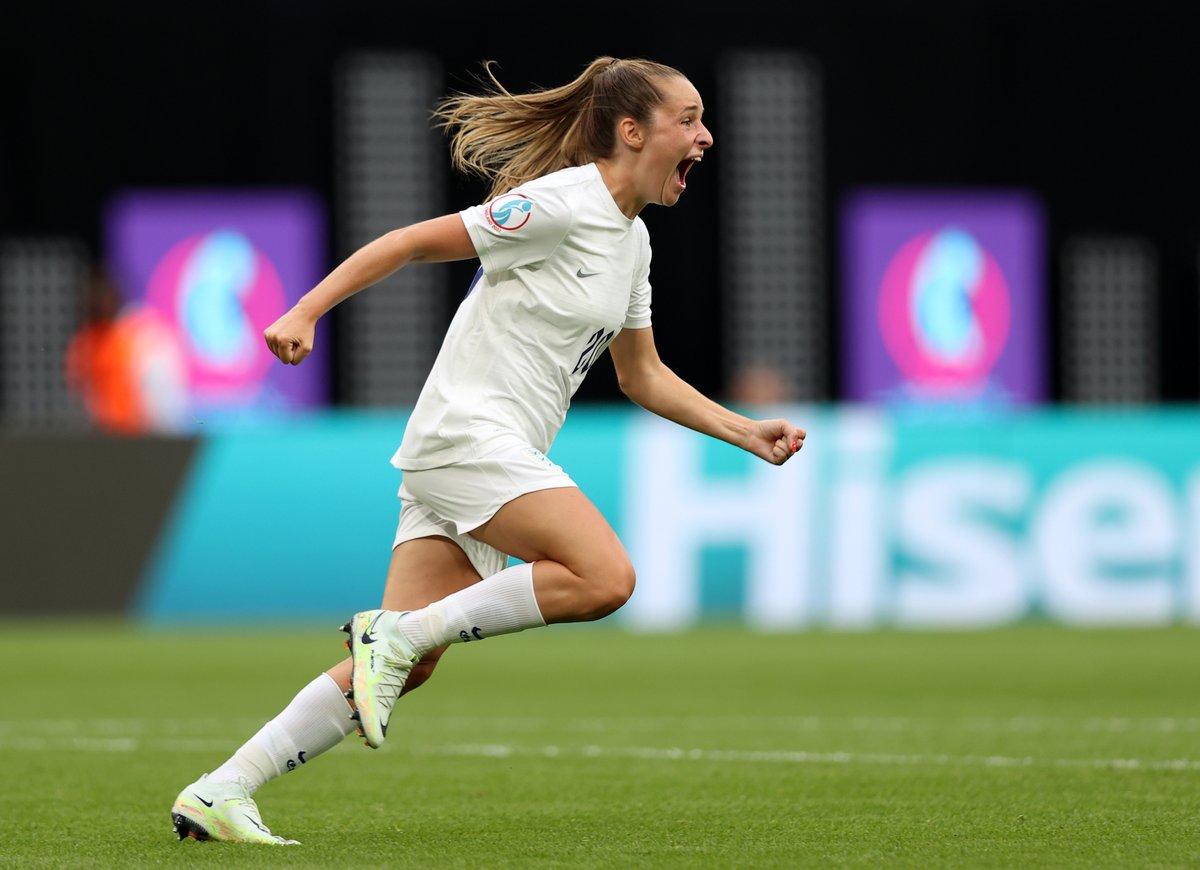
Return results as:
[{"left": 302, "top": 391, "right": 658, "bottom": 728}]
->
[{"left": 1, "top": 620, "right": 1198, "bottom": 868}]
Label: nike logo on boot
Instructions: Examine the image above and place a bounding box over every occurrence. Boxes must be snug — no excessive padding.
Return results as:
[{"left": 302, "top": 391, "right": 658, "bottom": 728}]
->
[{"left": 360, "top": 612, "right": 384, "bottom": 645}]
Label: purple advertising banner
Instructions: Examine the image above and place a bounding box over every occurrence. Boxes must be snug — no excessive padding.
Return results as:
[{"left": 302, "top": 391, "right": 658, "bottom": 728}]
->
[
  {"left": 841, "top": 190, "right": 1046, "bottom": 405},
  {"left": 105, "top": 190, "right": 329, "bottom": 430}
]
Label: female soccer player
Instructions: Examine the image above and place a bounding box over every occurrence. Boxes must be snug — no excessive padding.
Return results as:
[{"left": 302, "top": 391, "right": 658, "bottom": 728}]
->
[{"left": 171, "top": 55, "right": 806, "bottom": 845}]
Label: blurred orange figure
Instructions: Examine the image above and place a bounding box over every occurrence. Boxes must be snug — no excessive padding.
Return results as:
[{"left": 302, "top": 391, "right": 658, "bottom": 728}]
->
[{"left": 64, "top": 266, "right": 148, "bottom": 434}]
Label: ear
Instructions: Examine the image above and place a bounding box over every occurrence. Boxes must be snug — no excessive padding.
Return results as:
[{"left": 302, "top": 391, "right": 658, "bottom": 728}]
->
[{"left": 617, "top": 116, "right": 644, "bottom": 151}]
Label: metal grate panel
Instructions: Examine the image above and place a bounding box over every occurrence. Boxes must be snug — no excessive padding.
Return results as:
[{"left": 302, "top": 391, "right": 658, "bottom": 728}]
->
[{"left": 718, "top": 52, "right": 826, "bottom": 402}]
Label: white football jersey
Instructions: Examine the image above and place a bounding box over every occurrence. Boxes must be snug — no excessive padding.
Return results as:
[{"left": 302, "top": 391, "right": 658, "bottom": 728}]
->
[{"left": 392, "top": 163, "right": 653, "bottom": 470}]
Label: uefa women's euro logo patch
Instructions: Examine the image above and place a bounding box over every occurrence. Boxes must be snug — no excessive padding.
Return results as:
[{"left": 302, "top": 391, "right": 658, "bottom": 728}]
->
[{"left": 486, "top": 193, "right": 533, "bottom": 231}]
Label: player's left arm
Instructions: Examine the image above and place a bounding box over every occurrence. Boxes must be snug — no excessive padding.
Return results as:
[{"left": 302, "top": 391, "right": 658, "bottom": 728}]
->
[{"left": 608, "top": 326, "right": 805, "bottom": 465}]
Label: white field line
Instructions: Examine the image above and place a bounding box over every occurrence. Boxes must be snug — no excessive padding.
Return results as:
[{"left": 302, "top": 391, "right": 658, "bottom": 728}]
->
[
  {"left": 0, "top": 726, "right": 1197, "bottom": 773},
  {"left": 415, "top": 742, "right": 1200, "bottom": 773}
]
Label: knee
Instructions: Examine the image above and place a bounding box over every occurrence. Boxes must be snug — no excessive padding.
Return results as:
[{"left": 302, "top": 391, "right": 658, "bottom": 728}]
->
[
  {"left": 536, "top": 555, "right": 637, "bottom": 623},
  {"left": 590, "top": 558, "right": 636, "bottom": 619}
]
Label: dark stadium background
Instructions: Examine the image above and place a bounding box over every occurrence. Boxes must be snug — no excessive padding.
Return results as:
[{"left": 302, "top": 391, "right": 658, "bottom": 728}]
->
[{"left": 5, "top": 0, "right": 1199, "bottom": 404}]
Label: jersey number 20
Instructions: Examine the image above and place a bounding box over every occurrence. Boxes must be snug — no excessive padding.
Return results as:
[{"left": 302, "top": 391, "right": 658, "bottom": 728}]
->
[{"left": 572, "top": 328, "right": 615, "bottom": 375}]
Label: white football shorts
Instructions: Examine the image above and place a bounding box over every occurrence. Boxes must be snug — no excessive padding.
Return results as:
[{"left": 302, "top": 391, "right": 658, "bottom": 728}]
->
[{"left": 392, "top": 428, "right": 577, "bottom": 580}]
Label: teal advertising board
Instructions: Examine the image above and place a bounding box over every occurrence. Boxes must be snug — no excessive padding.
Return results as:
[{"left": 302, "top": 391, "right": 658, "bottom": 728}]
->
[{"left": 138, "top": 406, "right": 1200, "bottom": 629}]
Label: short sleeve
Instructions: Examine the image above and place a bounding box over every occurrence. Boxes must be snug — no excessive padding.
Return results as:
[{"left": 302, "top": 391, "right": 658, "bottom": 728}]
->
[
  {"left": 460, "top": 188, "right": 572, "bottom": 275},
  {"left": 623, "top": 219, "right": 653, "bottom": 329}
]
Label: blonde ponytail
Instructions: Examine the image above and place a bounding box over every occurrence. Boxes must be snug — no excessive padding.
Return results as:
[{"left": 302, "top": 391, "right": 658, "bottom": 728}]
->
[{"left": 434, "top": 56, "right": 685, "bottom": 201}]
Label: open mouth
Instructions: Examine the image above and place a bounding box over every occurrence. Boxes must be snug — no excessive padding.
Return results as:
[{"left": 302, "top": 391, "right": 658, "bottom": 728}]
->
[{"left": 675, "top": 155, "right": 702, "bottom": 190}]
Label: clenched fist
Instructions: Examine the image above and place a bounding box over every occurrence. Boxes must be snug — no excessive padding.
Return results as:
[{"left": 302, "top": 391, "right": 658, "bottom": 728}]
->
[{"left": 264, "top": 308, "right": 317, "bottom": 366}]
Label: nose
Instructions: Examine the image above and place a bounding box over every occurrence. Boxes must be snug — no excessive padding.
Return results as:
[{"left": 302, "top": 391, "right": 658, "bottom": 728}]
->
[{"left": 698, "top": 122, "right": 713, "bottom": 149}]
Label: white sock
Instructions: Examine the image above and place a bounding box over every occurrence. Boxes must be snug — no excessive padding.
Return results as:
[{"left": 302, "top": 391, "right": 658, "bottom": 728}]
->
[
  {"left": 208, "top": 673, "right": 355, "bottom": 794},
  {"left": 397, "top": 561, "right": 544, "bottom": 655}
]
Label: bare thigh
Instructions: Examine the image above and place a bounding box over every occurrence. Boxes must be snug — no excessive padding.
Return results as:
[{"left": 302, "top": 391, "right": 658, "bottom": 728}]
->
[
  {"left": 469, "top": 487, "right": 634, "bottom": 622},
  {"left": 379, "top": 535, "right": 484, "bottom": 611},
  {"left": 325, "top": 536, "right": 482, "bottom": 691}
]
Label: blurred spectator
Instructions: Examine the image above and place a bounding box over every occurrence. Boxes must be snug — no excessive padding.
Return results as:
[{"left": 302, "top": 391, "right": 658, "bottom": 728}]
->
[
  {"left": 727, "top": 363, "right": 796, "bottom": 406},
  {"left": 64, "top": 265, "right": 146, "bottom": 433},
  {"left": 63, "top": 265, "right": 189, "bottom": 434}
]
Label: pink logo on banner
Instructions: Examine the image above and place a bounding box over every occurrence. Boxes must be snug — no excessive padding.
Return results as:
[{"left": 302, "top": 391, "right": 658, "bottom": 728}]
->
[
  {"left": 145, "top": 229, "right": 286, "bottom": 396},
  {"left": 877, "top": 228, "right": 1011, "bottom": 392}
]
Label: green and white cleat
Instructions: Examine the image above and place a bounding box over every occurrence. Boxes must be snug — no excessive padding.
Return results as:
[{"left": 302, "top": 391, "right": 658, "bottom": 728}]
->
[
  {"left": 343, "top": 609, "right": 418, "bottom": 749},
  {"left": 171, "top": 774, "right": 299, "bottom": 845}
]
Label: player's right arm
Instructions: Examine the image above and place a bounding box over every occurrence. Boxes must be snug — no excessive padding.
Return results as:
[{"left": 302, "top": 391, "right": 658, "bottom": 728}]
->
[{"left": 264, "top": 214, "right": 476, "bottom": 365}]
